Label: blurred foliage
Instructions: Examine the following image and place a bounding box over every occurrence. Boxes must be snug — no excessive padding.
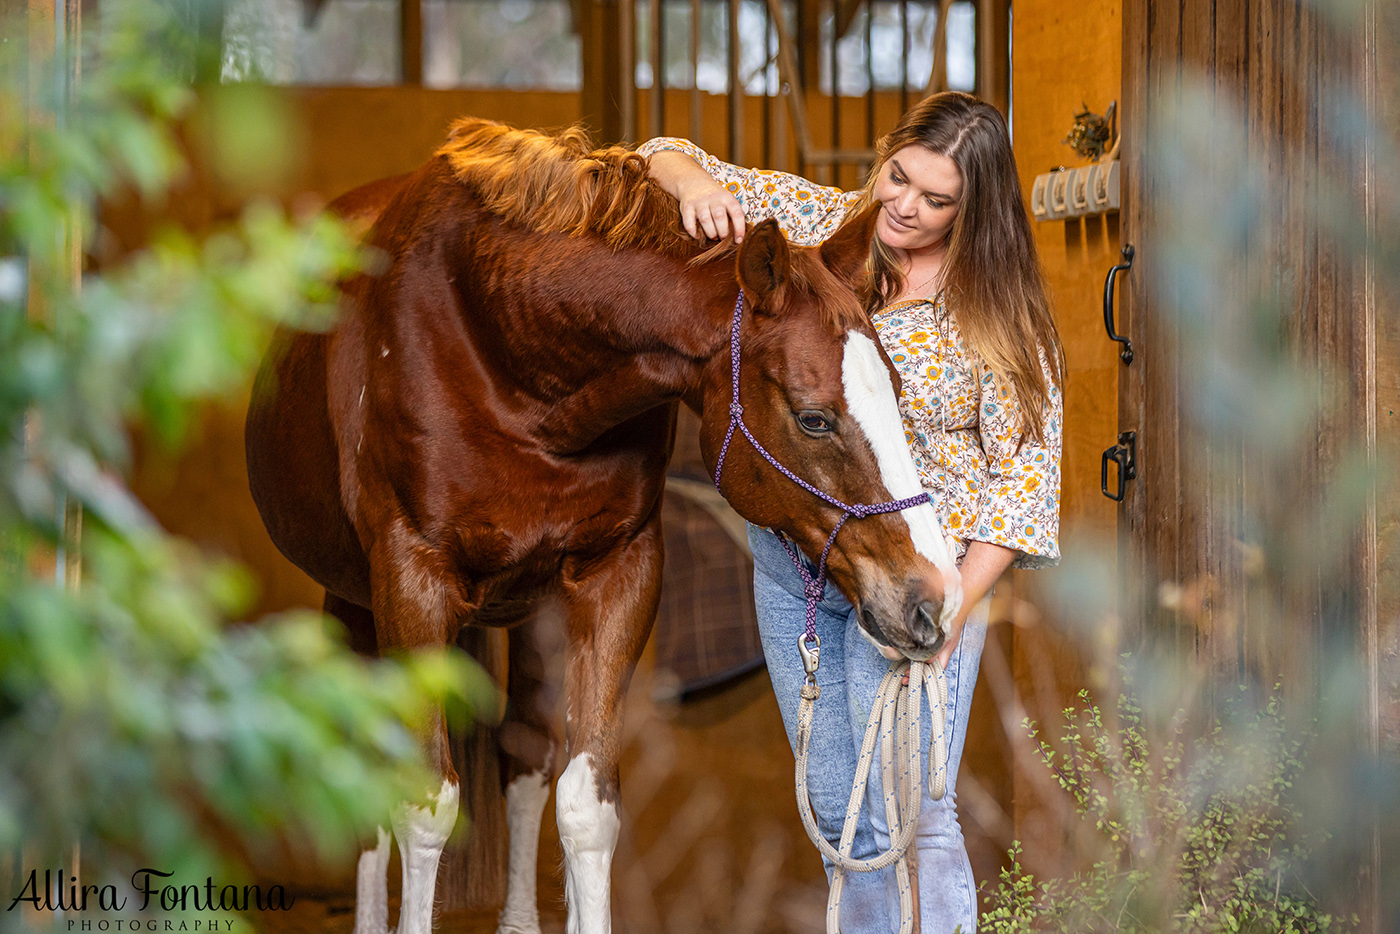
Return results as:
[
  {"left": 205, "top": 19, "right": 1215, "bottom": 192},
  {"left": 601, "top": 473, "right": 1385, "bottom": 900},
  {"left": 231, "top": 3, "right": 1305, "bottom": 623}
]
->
[
  {"left": 0, "top": 0, "right": 492, "bottom": 903},
  {"left": 982, "top": 690, "right": 1354, "bottom": 933}
]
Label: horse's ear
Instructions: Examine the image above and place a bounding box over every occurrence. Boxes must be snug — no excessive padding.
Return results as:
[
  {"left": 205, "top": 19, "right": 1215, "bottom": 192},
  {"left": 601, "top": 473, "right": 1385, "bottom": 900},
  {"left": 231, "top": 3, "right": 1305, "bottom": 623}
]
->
[
  {"left": 820, "top": 202, "right": 880, "bottom": 287},
  {"left": 736, "top": 218, "right": 790, "bottom": 312}
]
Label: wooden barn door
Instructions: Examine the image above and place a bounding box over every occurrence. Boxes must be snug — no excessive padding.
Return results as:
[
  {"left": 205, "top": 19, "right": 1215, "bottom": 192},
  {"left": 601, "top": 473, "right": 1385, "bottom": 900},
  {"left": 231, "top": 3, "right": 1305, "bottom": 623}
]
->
[{"left": 1118, "top": 0, "right": 1391, "bottom": 926}]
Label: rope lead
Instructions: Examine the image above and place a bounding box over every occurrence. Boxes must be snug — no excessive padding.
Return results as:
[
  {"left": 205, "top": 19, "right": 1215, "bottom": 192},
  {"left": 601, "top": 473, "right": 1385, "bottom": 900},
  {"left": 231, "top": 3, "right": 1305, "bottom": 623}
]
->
[{"left": 795, "top": 658, "right": 949, "bottom": 934}]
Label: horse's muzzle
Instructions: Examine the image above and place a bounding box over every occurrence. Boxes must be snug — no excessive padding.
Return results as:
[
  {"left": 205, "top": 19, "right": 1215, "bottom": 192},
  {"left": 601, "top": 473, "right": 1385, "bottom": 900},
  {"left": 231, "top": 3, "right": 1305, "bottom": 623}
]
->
[{"left": 856, "top": 584, "right": 947, "bottom": 661}]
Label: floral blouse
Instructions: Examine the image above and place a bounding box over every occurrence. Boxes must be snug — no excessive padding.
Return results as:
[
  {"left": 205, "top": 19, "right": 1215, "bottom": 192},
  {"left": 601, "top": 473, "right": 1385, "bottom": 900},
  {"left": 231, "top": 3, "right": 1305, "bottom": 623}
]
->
[{"left": 637, "top": 137, "right": 1062, "bottom": 569}]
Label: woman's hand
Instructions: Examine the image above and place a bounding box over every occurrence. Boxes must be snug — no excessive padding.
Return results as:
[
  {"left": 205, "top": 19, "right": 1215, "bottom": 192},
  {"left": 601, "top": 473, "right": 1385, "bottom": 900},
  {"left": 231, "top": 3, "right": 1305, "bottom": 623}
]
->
[
  {"left": 933, "top": 541, "right": 1016, "bottom": 670},
  {"left": 647, "top": 151, "right": 747, "bottom": 242}
]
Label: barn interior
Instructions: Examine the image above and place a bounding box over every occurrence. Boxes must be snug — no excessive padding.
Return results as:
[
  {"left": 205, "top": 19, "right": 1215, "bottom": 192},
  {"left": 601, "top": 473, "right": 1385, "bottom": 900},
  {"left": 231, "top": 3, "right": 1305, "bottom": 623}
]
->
[{"left": 10, "top": 0, "right": 1395, "bottom": 930}]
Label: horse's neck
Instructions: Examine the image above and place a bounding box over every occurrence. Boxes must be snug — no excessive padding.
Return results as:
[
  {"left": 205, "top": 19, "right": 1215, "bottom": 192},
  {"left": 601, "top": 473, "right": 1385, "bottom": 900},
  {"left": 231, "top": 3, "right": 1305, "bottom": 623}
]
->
[{"left": 465, "top": 236, "right": 732, "bottom": 453}]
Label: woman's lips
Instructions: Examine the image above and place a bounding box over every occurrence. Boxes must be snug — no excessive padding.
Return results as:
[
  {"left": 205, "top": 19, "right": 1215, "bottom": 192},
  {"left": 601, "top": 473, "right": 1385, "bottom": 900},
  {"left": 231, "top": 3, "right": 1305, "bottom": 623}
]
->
[{"left": 883, "top": 209, "right": 916, "bottom": 232}]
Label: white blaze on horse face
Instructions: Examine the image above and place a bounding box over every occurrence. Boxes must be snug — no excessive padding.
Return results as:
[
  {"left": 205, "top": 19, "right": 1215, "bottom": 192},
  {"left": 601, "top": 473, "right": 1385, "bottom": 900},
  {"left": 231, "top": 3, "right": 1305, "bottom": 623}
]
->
[
  {"left": 555, "top": 753, "right": 621, "bottom": 934},
  {"left": 389, "top": 779, "right": 460, "bottom": 934},
  {"left": 353, "top": 827, "right": 391, "bottom": 934},
  {"left": 840, "top": 331, "right": 964, "bottom": 628},
  {"left": 498, "top": 771, "right": 552, "bottom": 934}
]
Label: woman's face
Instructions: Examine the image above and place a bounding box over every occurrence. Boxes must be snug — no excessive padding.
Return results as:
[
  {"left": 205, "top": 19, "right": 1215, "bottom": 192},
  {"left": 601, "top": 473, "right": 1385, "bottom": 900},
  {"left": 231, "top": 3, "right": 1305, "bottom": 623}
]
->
[{"left": 872, "top": 145, "right": 963, "bottom": 256}]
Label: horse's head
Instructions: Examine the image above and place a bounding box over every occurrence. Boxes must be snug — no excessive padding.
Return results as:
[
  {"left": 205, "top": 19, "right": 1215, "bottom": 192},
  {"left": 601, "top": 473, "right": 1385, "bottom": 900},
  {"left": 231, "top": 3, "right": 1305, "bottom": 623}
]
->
[{"left": 700, "top": 208, "right": 963, "bottom": 661}]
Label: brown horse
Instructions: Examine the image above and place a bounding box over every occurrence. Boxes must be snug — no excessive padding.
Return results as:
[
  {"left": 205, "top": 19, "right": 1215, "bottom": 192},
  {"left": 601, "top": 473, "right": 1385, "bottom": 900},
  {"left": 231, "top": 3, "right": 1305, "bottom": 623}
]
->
[{"left": 245, "top": 119, "right": 961, "bottom": 934}]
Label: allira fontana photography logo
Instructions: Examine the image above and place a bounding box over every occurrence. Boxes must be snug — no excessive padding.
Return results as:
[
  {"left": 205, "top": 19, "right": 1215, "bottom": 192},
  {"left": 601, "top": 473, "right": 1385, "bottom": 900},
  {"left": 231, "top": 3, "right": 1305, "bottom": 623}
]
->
[{"left": 8, "top": 868, "right": 295, "bottom": 928}]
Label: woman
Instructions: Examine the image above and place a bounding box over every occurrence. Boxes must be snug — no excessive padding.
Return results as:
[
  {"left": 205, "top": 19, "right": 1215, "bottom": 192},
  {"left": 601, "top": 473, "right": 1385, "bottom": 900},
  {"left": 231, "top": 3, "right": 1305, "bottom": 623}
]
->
[{"left": 639, "top": 91, "right": 1063, "bottom": 933}]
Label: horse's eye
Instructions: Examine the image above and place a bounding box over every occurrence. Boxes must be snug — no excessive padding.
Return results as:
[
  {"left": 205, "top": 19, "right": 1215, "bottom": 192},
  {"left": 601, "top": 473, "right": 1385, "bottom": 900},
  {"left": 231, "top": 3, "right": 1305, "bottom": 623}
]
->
[{"left": 796, "top": 411, "right": 833, "bottom": 435}]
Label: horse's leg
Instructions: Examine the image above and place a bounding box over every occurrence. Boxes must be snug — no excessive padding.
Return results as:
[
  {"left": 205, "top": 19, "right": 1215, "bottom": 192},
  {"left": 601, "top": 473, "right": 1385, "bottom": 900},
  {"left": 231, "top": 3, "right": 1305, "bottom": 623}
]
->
[
  {"left": 323, "top": 592, "right": 394, "bottom": 934},
  {"left": 497, "top": 619, "right": 559, "bottom": 934},
  {"left": 369, "top": 535, "right": 462, "bottom": 934},
  {"left": 556, "top": 512, "right": 664, "bottom": 934}
]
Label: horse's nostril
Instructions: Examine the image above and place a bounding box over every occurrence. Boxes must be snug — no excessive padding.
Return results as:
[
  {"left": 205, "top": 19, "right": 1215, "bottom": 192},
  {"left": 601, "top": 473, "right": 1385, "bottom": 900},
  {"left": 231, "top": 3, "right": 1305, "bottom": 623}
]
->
[
  {"left": 912, "top": 600, "right": 941, "bottom": 640},
  {"left": 860, "top": 607, "right": 892, "bottom": 647}
]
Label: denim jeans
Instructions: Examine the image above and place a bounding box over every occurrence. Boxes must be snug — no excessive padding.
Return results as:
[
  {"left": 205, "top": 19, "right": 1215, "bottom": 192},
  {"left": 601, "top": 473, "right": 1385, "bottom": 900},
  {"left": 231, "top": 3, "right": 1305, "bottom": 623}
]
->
[{"left": 749, "top": 523, "right": 987, "bottom": 934}]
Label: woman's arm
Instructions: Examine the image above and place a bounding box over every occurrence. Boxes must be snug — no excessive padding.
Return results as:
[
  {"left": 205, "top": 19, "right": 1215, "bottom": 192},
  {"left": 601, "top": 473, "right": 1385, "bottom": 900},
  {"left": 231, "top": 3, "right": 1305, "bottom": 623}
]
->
[
  {"left": 934, "top": 540, "right": 1015, "bottom": 670},
  {"left": 637, "top": 136, "right": 860, "bottom": 246},
  {"left": 647, "top": 150, "right": 749, "bottom": 243}
]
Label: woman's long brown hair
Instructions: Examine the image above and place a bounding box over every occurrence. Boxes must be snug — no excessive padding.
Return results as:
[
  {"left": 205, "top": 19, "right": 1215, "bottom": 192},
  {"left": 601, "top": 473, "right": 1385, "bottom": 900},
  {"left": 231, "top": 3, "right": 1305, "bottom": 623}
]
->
[{"left": 849, "top": 91, "right": 1065, "bottom": 446}]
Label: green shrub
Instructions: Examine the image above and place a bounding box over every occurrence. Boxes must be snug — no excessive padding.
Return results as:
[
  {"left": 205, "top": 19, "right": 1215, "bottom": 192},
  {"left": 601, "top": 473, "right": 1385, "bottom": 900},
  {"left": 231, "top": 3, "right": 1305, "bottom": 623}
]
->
[{"left": 981, "top": 690, "right": 1356, "bottom": 934}]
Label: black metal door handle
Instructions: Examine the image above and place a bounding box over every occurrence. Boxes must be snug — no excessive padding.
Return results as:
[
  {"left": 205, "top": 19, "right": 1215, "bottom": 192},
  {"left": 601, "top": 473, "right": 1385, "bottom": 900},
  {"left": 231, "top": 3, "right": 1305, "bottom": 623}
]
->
[
  {"left": 1103, "top": 244, "right": 1135, "bottom": 364},
  {"left": 1101, "top": 431, "right": 1137, "bottom": 502}
]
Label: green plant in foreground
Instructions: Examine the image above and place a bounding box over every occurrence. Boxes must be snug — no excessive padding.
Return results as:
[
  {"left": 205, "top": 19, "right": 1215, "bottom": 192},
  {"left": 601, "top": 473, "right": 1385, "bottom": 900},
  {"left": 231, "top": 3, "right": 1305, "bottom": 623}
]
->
[
  {"left": 0, "top": 0, "right": 495, "bottom": 908},
  {"left": 981, "top": 690, "right": 1356, "bottom": 933}
]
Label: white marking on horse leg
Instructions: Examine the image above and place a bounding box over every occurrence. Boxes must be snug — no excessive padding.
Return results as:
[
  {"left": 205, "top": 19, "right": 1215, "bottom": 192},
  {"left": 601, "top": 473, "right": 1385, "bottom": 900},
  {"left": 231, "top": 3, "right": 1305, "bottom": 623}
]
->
[
  {"left": 555, "top": 754, "right": 620, "bottom": 934},
  {"left": 496, "top": 771, "right": 552, "bottom": 934},
  {"left": 353, "top": 827, "right": 391, "bottom": 934},
  {"left": 841, "top": 331, "right": 964, "bottom": 625},
  {"left": 390, "top": 779, "right": 459, "bottom": 934}
]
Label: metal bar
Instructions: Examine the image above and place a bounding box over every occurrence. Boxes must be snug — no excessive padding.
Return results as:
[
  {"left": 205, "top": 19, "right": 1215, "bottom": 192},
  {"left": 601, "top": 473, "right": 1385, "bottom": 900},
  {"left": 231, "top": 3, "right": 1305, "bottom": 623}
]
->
[
  {"left": 728, "top": 0, "right": 742, "bottom": 161},
  {"left": 650, "top": 0, "right": 664, "bottom": 136},
  {"left": 690, "top": 0, "right": 702, "bottom": 142},
  {"left": 828, "top": 0, "right": 839, "bottom": 185},
  {"left": 400, "top": 0, "right": 422, "bottom": 84},
  {"left": 775, "top": 65, "right": 788, "bottom": 171},
  {"left": 924, "top": 0, "right": 951, "bottom": 95},
  {"left": 975, "top": 0, "right": 1009, "bottom": 114},
  {"left": 764, "top": 0, "right": 816, "bottom": 162},
  {"left": 620, "top": 0, "right": 636, "bottom": 140},
  {"left": 864, "top": 0, "right": 874, "bottom": 173},
  {"left": 762, "top": 0, "right": 772, "bottom": 165},
  {"left": 899, "top": 0, "right": 909, "bottom": 113}
]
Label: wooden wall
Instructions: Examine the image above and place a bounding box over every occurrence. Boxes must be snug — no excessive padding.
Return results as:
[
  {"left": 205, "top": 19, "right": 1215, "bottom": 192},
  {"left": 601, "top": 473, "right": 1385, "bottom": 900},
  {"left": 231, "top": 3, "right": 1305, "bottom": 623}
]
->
[
  {"left": 1120, "top": 0, "right": 1393, "bottom": 925},
  {"left": 1006, "top": 0, "right": 1123, "bottom": 870}
]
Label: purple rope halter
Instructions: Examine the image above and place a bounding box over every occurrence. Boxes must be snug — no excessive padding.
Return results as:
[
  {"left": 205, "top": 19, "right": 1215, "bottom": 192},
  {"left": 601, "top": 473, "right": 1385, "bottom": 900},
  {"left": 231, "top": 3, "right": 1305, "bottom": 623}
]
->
[{"left": 712, "top": 292, "right": 931, "bottom": 680}]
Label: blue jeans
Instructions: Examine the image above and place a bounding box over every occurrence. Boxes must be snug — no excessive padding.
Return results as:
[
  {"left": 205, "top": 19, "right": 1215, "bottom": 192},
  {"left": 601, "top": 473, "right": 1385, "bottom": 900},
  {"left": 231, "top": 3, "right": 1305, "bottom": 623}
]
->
[{"left": 750, "top": 524, "right": 987, "bottom": 934}]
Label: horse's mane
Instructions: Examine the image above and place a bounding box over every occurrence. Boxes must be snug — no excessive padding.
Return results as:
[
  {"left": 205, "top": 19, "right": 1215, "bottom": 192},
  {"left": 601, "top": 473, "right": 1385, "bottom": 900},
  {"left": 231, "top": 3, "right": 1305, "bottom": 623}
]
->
[
  {"left": 437, "top": 118, "right": 697, "bottom": 258},
  {"left": 436, "top": 118, "right": 866, "bottom": 329}
]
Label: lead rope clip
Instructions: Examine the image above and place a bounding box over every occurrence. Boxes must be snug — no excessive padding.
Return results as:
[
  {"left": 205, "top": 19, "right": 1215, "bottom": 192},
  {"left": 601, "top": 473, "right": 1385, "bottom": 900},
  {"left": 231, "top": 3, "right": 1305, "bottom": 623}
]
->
[{"left": 798, "top": 634, "right": 821, "bottom": 685}]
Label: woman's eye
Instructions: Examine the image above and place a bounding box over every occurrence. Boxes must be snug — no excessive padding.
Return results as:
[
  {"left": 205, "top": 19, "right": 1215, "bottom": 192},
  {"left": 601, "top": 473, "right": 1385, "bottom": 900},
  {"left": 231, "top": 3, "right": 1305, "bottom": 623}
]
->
[{"left": 797, "top": 411, "right": 832, "bottom": 434}]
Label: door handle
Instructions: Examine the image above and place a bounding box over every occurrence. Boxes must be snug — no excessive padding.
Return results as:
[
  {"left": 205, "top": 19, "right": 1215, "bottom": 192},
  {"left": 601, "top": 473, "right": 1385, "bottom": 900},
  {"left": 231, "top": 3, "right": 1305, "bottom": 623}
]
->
[
  {"left": 1103, "top": 244, "right": 1135, "bottom": 364},
  {"left": 1101, "top": 431, "right": 1137, "bottom": 502}
]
